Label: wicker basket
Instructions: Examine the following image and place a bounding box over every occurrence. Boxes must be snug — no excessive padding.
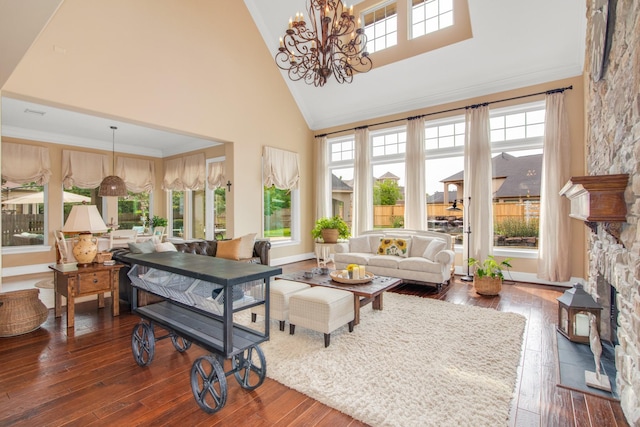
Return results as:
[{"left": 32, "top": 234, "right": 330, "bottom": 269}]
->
[
  {"left": 0, "top": 289, "right": 49, "bottom": 337},
  {"left": 473, "top": 275, "right": 502, "bottom": 296},
  {"left": 96, "top": 252, "right": 113, "bottom": 263}
]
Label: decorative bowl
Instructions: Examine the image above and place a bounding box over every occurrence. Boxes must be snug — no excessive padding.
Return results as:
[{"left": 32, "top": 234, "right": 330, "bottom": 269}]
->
[{"left": 330, "top": 271, "right": 374, "bottom": 284}]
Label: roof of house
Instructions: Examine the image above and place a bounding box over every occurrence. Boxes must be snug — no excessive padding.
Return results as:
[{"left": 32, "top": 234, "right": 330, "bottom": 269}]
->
[
  {"left": 441, "top": 152, "right": 542, "bottom": 199},
  {"left": 377, "top": 172, "right": 400, "bottom": 181},
  {"left": 427, "top": 190, "right": 459, "bottom": 204},
  {"left": 332, "top": 174, "right": 353, "bottom": 192}
]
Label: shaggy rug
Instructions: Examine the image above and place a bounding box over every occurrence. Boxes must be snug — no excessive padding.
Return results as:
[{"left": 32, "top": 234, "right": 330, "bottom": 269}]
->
[{"left": 241, "top": 292, "right": 527, "bottom": 427}]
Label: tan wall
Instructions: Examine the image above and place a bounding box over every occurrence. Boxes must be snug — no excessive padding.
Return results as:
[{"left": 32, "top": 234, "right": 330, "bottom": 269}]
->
[
  {"left": 1, "top": 0, "right": 314, "bottom": 269},
  {"left": 316, "top": 76, "right": 587, "bottom": 280}
]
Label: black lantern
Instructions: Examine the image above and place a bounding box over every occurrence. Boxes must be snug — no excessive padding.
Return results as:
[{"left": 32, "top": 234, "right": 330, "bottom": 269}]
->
[{"left": 557, "top": 283, "right": 603, "bottom": 343}]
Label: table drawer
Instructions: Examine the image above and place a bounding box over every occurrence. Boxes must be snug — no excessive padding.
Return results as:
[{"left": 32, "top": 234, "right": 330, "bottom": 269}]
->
[{"left": 77, "top": 271, "right": 111, "bottom": 293}]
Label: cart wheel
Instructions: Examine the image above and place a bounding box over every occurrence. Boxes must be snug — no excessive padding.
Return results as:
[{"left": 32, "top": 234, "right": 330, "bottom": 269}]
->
[
  {"left": 131, "top": 322, "right": 155, "bottom": 366},
  {"left": 170, "top": 334, "right": 192, "bottom": 353},
  {"left": 191, "top": 355, "right": 227, "bottom": 413},
  {"left": 232, "top": 345, "right": 266, "bottom": 390}
]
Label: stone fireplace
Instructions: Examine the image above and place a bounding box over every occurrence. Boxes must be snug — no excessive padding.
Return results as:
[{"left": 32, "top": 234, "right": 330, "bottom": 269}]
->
[{"left": 584, "top": 0, "right": 640, "bottom": 423}]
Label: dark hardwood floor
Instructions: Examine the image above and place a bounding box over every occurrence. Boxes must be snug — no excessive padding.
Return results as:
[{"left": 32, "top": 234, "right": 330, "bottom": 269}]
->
[{"left": 0, "top": 259, "right": 630, "bottom": 426}]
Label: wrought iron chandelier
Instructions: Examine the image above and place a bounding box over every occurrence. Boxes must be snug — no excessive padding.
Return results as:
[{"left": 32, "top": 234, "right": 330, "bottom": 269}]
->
[{"left": 275, "top": 1, "right": 373, "bottom": 87}]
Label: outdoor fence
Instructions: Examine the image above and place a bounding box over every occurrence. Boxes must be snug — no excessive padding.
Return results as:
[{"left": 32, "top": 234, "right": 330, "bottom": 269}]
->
[{"left": 2, "top": 213, "right": 45, "bottom": 246}]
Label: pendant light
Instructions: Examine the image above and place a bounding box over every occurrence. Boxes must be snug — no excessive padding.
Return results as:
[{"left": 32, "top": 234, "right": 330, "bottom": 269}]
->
[{"left": 98, "top": 125, "right": 127, "bottom": 197}]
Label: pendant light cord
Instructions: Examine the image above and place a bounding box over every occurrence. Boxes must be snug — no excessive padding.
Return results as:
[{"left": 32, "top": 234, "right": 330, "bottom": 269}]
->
[{"left": 110, "top": 126, "right": 117, "bottom": 174}]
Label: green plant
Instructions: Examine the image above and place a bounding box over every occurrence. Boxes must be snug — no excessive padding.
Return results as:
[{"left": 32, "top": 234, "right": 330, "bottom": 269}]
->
[
  {"left": 390, "top": 215, "right": 404, "bottom": 228},
  {"left": 311, "top": 216, "right": 350, "bottom": 240},
  {"left": 467, "top": 255, "right": 512, "bottom": 280},
  {"left": 150, "top": 215, "right": 168, "bottom": 228}
]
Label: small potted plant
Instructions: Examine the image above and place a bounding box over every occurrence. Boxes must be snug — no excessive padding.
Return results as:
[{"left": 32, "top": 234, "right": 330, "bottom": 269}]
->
[
  {"left": 311, "top": 216, "right": 350, "bottom": 243},
  {"left": 467, "top": 255, "right": 512, "bottom": 296},
  {"left": 150, "top": 215, "right": 168, "bottom": 230}
]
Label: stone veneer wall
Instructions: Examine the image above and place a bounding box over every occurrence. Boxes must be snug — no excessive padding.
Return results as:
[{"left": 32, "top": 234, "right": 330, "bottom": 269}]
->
[{"left": 584, "top": 0, "right": 640, "bottom": 424}]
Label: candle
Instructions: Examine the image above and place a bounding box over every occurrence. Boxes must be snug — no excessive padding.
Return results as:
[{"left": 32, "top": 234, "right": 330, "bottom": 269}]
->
[
  {"left": 359, "top": 265, "right": 366, "bottom": 278},
  {"left": 279, "top": 37, "right": 284, "bottom": 48},
  {"left": 289, "top": 17, "right": 293, "bottom": 29},
  {"left": 350, "top": 5, "right": 354, "bottom": 15},
  {"left": 574, "top": 313, "right": 590, "bottom": 336},
  {"left": 353, "top": 267, "right": 360, "bottom": 280}
]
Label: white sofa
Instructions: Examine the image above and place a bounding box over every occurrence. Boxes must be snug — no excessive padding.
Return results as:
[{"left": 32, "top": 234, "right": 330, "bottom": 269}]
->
[{"left": 333, "top": 229, "right": 455, "bottom": 289}]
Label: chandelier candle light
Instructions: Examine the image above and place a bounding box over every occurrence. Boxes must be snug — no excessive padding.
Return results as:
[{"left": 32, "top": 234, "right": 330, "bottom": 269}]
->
[{"left": 275, "top": 1, "right": 372, "bottom": 87}]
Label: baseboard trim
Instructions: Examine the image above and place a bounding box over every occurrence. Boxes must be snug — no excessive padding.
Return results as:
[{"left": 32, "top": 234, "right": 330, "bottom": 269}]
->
[
  {"left": 454, "top": 266, "right": 583, "bottom": 287},
  {"left": 2, "top": 263, "right": 52, "bottom": 277}
]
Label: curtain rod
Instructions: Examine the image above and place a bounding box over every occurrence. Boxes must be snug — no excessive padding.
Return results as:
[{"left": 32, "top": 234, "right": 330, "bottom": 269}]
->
[{"left": 315, "top": 85, "right": 573, "bottom": 138}]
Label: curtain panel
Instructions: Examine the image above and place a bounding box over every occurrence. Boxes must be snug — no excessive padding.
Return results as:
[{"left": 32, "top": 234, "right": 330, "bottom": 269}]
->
[
  {"left": 263, "top": 146, "right": 300, "bottom": 190},
  {"left": 1, "top": 142, "right": 51, "bottom": 185},
  {"left": 162, "top": 153, "right": 205, "bottom": 191},
  {"left": 62, "top": 149, "right": 109, "bottom": 189},
  {"left": 404, "top": 117, "right": 426, "bottom": 230},
  {"left": 537, "top": 92, "right": 571, "bottom": 281},
  {"left": 463, "top": 105, "right": 493, "bottom": 264},
  {"left": 207, "top": 161, "right": 226, "bottom": 188},
  {"left": 116, "top": 157, "right": 156, "bottom": 193},
  {"left": 352, "top": 127, "right": 372, "bottom": 235},
  {"left": 315, "top": 136, "right": 331, "bottom": 219}
]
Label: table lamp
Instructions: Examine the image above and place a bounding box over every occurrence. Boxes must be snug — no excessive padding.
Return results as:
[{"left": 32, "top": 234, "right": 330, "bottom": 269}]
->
[{"left": 62, "top": 205, "right": 108, "bottom": 266}]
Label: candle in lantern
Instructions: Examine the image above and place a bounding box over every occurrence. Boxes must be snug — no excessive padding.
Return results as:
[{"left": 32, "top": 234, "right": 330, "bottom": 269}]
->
[{"left": 574, "top": 312, "right": 590, "bottom": 336}]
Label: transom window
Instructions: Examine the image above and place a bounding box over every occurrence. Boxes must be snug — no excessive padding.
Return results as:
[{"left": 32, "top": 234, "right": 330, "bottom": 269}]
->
[
  {"left": 411, "top": 0, "right": 454, "bottom": 38},
  {"left": 363, "top": 2, "right": 398, "bottom": 54},
  {"left": 331, "top": 139, "right": 355, "bottom": 162},
  {"left": 372, "top": 130, "right": 407, "bottom": 157}
]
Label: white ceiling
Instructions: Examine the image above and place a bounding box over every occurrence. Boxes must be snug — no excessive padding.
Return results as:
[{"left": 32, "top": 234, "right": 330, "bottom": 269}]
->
[{"left": 1, "top": 0, "right": 586, "bottom": 155}]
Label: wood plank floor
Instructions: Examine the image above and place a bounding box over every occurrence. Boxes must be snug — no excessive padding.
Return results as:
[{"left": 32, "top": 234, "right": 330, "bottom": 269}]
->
[{"left": 0, "top": 260, "right": 630, "bottom": 426}]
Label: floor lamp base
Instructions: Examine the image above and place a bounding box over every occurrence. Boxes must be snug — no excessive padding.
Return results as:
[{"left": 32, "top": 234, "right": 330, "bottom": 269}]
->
[{"left": 460, "top": 275, "right": 474, "bottom": 282}]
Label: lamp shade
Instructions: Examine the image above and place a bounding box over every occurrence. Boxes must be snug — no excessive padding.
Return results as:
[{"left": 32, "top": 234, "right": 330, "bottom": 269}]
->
[
  {"left": 62, "top": 205, "right": 108, "bottom": 234},
  {"left": 98, "top": 175, "right": 128, "bottom": 197}
]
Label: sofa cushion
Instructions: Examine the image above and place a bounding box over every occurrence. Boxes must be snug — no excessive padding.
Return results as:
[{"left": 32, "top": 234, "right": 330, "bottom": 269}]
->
[
  {"left": 216, "top": 237, "right": 241, "bottom": 260},
  {"left": 368, "top": 255, "right": 401, "bottom": 269},
  {"left": 334, "top": 253, "right": 371, "bottom": 265},
  {"left": 155, "top": 241, "right": 177, "bottom": 252},
  {"left": 238, "top": 233, "right": 257, "bottom": 259},
  {"left": 423, "top": 240, "right": 447, "bottom": 261},
  {"left": 128, "top": 239, "right": 156, "bottom": 254},
  {"left": 398, "top": 257, "right": 442, "bottom": 274},
  {"left": 376, "top": 238, "right": 409, "bottom": 257},
  {"left": 349, "top": 236, "right": 371, "bottom": 253},
  {"left": 368, "top": 234, "right": 384, "bottom": 251},
  {"left": 409, "top": 236, "right": 433, "bottom": 258}
]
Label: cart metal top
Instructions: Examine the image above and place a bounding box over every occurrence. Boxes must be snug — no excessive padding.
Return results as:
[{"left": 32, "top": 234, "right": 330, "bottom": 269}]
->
[{"left": 120, "top": 252, "right": 282, "bottom": 286}]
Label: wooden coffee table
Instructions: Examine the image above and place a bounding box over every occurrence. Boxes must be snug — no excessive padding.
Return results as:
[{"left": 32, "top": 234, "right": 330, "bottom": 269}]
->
[{"left": 277, "top": 271, "right": 403, "bottom": 325}]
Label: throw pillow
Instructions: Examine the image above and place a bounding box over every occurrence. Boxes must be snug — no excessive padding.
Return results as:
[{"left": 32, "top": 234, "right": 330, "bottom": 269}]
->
[
  {"left": 376, "top": 238, "right": 409, "bottom": 257},
  {"left": 423, "top": 240, "right": 447, "bottom": 261},
  {"left": 128, "top": 239, "right": 156, "bottom": 254},
  {"left": 238, "top": 233, "right": 257, "bottom": 259},
  {"left": 216, "top": 238, "right": 241, "bottom": 260},
  {"left": 155, "top": 241, "right": 177, "bottom": 252},
  {"left": 349, "top": 236, "right": 371, "bottom": 253},
  {"left": 410, "top": 236, "right": 433, "bottom": 257}
]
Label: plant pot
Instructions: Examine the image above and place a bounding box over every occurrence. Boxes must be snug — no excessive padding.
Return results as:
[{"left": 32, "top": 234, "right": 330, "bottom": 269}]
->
[
  {"left": 473, "top": 275, "right": 502, "bottom": 296},
  {"left": 321, "top": 228, "right": 339, "bottom": 243}
]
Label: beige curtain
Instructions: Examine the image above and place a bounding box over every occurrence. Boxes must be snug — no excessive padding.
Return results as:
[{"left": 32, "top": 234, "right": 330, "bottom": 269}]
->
[
  {"left": 62, "top": 149, "right": 109, "bottom": 189},
  {"left": 463, "top": 104, "right": 493, "bottom": 264},
  {"left": 263, "top": 146, "right": 300, "bottom": 190},
  {"left": 352, "top": 127, "right": 372, "bottom": 235},
  {"left": 162, "top": 153, "right": 205, "bottom": 191},
  {"left": 1, "top": 142, "right": 51, "bottom": 185},
  {"left": 116, "top": 157, "right": 155, "bottom": 193},
  {"left": 207, "top": 161, "right": 226, "bottom": 188},
  {"left": 405, "top": 117, "right": 426, "bottom": 230},
  {"left": 315, "top": 136, "right": 331, "bottom": 220},
  {"left": 538, "top": 92, "right": 571, "bottom": 281}
]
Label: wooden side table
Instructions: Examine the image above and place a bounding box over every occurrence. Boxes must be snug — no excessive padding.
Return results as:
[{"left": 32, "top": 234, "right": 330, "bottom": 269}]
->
[
  {"left": 49, "top": 263, "right": 123, "bottom": 329},
  {"left": 314, "top": 242, "right": 337, "bottom": 267}
]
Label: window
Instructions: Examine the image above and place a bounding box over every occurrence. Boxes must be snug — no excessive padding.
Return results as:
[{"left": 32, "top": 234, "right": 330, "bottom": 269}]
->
[
  {"left": 363, "top": 2, "right": 398, "bottom": 54},
  {"left": 192, "top": 189, "right": 206, "bottom": 240},
  {"left": 118, "top": 191, "right": 150, "bottom": 230},
  {"left": 171, "top": 191, "right": 185, "bottom": 238},
  {"left": 262, "top": 147, "right": 300, "bottom": 244},
  {"left": 411, "top": 0, "right": 454, "bottom": 39},
  {"left": 1, "top": 182, "right": 46, "bottom": 246}
]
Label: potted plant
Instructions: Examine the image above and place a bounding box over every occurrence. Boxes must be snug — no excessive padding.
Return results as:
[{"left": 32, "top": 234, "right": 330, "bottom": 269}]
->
[
  {"left": 311, "top": 216, "right": 350, "bottom": 243},
  {"left": 150, "top": 215, "right": 168, "bottom": 229},
  {"left": 467, "top": 255, "right": 512, "bottom": 296}
]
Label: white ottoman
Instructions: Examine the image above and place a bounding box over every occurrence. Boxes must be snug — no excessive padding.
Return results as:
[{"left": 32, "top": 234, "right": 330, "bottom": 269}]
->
[
  {"left": 288, "top": 287, "right": 355, "bottom": 347},
  {"left": 251, "top": 280, "right": 310, "bottom": 331}
]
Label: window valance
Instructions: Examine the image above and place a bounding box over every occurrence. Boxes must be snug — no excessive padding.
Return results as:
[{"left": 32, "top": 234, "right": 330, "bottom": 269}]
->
[
  {"left": 162, "top": 153, "right": 205, "bottom": 191},
  {"left": 62, "top": 150, "right": 109, "bottom": 189},
  {"left": 116, "top": 157, "right": 156, "bottom": 193},
  {"left": 207, "top": 161, "right": 226, "bottom": 189},
  {"left": 1, "top": 142, "right": 51, "bottom": 185},
  {"left": 263, "top": 146, "right": 299, "bottom": 190}
]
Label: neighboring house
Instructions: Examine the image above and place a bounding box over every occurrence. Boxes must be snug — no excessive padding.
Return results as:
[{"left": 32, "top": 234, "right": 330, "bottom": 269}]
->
[
  {"left": 440, "top": 153, "right": 542, "bottom": 203},
  {"left": 331, "top": 174, "right": 352, "bottom": 220}
]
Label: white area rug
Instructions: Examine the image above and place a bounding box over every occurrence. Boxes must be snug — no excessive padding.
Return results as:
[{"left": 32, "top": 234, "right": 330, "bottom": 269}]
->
[{"left": 241, "top": 292, "right": 526, "bottom": 427}]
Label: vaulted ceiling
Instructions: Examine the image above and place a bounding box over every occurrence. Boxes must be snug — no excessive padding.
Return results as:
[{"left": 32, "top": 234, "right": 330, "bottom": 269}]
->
[{"left": 0, "top": 0, "right": 586, "bottom": 155}]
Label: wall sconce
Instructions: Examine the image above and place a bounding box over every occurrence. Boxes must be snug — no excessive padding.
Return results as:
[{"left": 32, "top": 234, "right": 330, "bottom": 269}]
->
[{"left": 226, "top": 180, "right": 232, "bottom": 192}]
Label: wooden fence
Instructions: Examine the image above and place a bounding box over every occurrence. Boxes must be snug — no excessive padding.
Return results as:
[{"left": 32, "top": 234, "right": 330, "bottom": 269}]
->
[{"left": 2, "top": 213, "right": 45, "bottom": 246}]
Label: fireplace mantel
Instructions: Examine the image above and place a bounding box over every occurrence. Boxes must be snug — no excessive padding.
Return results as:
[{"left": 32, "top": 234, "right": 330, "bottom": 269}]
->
[{"left": 560, "top": 174, "right": 628, "bottom": 239}]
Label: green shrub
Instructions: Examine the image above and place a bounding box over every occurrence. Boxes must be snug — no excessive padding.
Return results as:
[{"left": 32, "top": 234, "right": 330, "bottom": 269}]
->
[{"left": 494, "top": 217, "right": 539, "bottom": 238}]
